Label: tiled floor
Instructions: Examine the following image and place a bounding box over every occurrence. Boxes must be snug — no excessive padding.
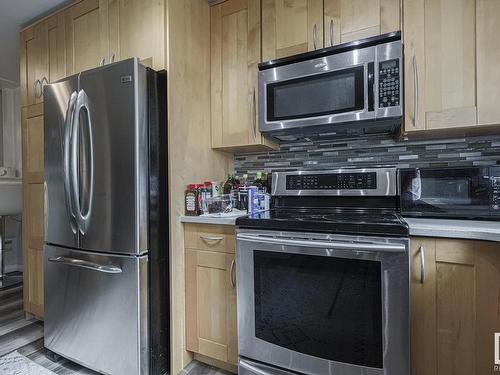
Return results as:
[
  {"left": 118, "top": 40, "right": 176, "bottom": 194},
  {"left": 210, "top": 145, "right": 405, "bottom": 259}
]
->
[{"left": 0, "top": 283, "right": 230, "bottom": 375}]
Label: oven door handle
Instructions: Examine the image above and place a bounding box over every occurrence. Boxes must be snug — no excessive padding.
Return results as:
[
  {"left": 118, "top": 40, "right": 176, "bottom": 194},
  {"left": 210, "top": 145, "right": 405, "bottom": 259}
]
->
[{"left": 237, "top": 233, "right": 406, "bottom": 253}]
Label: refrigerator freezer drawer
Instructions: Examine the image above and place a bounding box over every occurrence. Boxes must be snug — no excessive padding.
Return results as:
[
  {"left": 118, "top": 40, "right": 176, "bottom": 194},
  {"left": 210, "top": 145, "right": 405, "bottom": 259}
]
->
[{"left": 44, "top": 245, "right": 149, "bottom": 375}]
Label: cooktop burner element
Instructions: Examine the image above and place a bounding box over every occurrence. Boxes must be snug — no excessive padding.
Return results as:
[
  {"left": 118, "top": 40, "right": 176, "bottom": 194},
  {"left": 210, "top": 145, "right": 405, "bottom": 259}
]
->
[{"left": 236, "top": 168, "right": 409, "bottom": 237}]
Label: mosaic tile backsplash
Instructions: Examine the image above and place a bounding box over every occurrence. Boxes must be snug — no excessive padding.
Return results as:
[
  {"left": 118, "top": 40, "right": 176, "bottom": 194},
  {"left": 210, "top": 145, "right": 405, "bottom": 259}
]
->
[{"left": 234, "top": 134, "right": 500, "bottom": 179}]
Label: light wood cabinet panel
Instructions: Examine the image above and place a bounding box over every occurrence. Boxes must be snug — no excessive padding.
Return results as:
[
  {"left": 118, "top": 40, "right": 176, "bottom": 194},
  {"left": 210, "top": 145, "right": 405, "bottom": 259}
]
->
[
  {"left": 106, "top": 0, "right": 166, "bottom": 70},
  {"left": 262, "top": 0, "right": 323, "bottom": 60},
  {"left": 20, "top": 13, "right": 66, "bottom": 107},
  {"left": 476, "top": 0, "right": 500, "bottom": 125},
  {"left": 184, "top": 223, "right": 235, "bottom": 253},
  {"left": 22, "top": 104, "right": 45, "bottom": 318},
  {"left": 324, "top": 0, "right": 400, "bottom": 47},
  {"left": 186, "top": 248, "right": 237, "bottom": 365},
  {"left": 65, "top": 0, "right": 107, "bottom": 74},
  {"left": 211, "top": 0, "right": 276, "bottom": 152},
  {"left": 404, "top": 0, "right": 477, "bottom": 132},
  {"left": 411, "top": 237, "right": 500, "bottom": 375}
]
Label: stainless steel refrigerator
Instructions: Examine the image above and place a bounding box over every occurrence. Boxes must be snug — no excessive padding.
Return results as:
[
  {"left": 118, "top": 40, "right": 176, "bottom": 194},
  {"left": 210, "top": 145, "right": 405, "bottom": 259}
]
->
[{"left": 43, "top": 58, "right": 169, "bottom": 375}]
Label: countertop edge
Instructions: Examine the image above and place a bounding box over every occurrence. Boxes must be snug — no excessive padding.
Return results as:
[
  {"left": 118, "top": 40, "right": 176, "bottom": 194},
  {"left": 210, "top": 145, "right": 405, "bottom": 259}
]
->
[
  {"left": 179, "top": 215, "right": 242, "bottom": 226},
  {"left": 404, "top": 217, "right": 500, "bottom": 243}
]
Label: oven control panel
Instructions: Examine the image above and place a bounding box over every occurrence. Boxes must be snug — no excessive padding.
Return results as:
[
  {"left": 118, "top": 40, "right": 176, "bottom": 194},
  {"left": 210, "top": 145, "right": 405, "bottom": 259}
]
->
[
  {"left": 378, "top": 59, "right": 400, "bottom": 108},
  {"left": 491, "top": 167, "right": 500, "bottom": 214},
  {"left": 286, "top": 172, "right": 377, "bottom": 190}
]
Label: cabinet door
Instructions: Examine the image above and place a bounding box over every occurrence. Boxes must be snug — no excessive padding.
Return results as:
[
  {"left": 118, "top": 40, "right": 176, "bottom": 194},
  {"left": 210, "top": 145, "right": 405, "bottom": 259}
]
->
[
  {"left": 186, "top": 250, "right": 237, "bottom": 365},
  {"left": 404, "top": 0, "right": 477, "bottom": 132},
  {"left": 262, "top": 0, "right": 323, "bottom": 60},
  {"left": 411, "top": 237, "right": 500, "bottom": 375},
  {"left": 44, "top": 13, "right": 67, "bottom": 84},
  {"left": 22, "top": 104, "right": 45, "bottom": 318},
  {"left": 476, "top": 0, "right": 500, "bottom": 125},
  {"left": 106, "top": 0, "right": 166, "bottom": 70},
  {"left": 211, "top": 0, "right": 269, "bottom": 151},
  {"left": 324, "top": 0, "right": 400, "bottom": 47},
  {"left": 20, "top": 27, "right": 43, "bottom": 106},
  {"left": 65, "top": 0, "right": 107, "bottom": 74}
]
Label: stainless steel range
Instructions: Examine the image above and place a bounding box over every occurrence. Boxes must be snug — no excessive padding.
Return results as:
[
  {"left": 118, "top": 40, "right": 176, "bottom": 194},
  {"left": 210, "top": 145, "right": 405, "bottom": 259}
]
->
[{"left": 235, "top": 168, "right": 410, "bottom": 375}]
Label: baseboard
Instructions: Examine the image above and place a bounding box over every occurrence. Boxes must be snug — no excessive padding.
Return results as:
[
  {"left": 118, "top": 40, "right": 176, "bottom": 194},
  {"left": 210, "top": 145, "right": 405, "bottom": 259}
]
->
[{"left": 193, "top": 353, "right": 238, "bottom": 374}]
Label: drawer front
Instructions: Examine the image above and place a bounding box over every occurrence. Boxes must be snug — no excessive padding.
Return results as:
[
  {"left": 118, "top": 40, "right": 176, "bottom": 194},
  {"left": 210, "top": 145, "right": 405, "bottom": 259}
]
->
[{"left": 184, "top": 223, "right": 235, "bottom": 253}]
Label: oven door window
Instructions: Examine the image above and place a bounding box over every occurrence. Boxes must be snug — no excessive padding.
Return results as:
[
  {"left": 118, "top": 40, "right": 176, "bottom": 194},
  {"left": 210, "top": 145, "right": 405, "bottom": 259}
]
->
[
  {"left": 253, "top": 250, "right": 383, "bottom": 369},
  {"left": 266, "top": 66, "right": 365, "bottom": 121}
]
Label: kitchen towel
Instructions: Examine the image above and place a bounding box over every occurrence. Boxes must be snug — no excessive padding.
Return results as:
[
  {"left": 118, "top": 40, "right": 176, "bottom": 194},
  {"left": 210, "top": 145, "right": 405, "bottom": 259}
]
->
[{"left": 0, "top": 351, "right": 55, "bottom": 375}]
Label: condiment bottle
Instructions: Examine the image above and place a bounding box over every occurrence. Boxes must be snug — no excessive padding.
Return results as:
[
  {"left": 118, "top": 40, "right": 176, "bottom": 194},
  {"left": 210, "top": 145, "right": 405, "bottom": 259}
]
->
[{"left": 184, "top": 184, "right": 198, "bottom": 216}]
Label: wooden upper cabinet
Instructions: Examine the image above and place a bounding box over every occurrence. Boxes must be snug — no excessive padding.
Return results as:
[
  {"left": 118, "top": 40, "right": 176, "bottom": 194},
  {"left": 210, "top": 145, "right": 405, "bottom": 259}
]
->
[
  {"left": 404, "top": 0, "right": 474, "bottom": 132},
  {"left": 65, "top": 0, "right": 108, "bottom": 74},
  {"left": 324, "top": 0, "right": 400, "bottom": 47},
  {"left": 262, "top": 0, "right": 323, "bottom": 61},
  {"left": 476, "top": 0, "right": 500, "bottom": 126},
  {"left": 20, "top": 13, "right": 66, "bottom": 107},
  {"left": 106, "top": 0, "right": 166, "bottom": 70},
  {"left": 211, "top": 0, "right": 275, "bottom": 152}
]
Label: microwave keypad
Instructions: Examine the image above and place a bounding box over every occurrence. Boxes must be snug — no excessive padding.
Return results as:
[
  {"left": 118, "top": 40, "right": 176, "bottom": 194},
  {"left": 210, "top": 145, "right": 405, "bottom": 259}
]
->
[{"left": 378, "top": 59, "right": 400, "bottom": 108}]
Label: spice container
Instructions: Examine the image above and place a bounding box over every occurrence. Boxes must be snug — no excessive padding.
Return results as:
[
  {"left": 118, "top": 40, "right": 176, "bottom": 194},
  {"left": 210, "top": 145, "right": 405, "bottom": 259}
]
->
[{"left": 184, "top": 184, "right": 198, "bottom": 216}]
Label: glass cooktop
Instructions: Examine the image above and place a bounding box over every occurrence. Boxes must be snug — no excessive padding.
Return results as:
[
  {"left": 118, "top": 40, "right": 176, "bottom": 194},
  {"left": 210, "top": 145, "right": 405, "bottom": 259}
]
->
[{"left": 236, "top": 208, "right": 409, "bottom": 237}]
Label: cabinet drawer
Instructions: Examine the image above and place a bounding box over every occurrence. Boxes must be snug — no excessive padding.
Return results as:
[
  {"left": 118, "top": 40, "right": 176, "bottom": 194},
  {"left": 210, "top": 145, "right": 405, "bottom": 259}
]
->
[{"left": 184, "top": 223, "right": 235, "bottom": 253}]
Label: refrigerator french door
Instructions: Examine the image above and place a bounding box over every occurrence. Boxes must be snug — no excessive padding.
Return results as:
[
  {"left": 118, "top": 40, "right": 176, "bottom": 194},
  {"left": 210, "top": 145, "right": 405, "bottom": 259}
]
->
[
  {"left": 236, "top": 230, "right": 410, "bottom": 375},
  {"left": 43, "top": 58, "right": 169, "bottom": 375}
]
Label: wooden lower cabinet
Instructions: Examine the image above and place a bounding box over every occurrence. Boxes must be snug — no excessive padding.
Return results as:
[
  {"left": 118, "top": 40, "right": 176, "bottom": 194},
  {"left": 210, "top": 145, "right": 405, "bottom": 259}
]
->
[
  {"left": 411, "top": 237, "right": 500, "bottom": 375},
  {"left": 22, "top": 104, "right": 45, "bottom": 318},
  {"left": 185, "top": 224, "right": 237, "bottom": 366}
]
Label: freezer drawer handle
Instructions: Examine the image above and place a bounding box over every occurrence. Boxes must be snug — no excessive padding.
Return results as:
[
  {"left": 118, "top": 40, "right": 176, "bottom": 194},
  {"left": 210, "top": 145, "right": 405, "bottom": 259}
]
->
[{"left": 48, "top": 256, "right": 122, "bottom": 274}]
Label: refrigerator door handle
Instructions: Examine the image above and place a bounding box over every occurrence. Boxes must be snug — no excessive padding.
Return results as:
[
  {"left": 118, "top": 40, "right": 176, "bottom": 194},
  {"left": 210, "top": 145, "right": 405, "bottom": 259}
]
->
[
  {"left": 71, "top": 89, "right": 94, "bottom": 235},
  {"left": 64, "top": 91, "right": 78, "bottom": 233},
  {"left": 48, "top": 256, "right": 122, "bottom": 274}
]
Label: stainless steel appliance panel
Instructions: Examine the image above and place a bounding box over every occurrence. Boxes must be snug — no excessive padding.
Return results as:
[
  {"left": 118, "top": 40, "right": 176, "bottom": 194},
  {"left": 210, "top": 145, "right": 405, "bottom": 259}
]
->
[
  {"left": 44, "top": 76, "right": 80, "bottom": 249},
  {"left": 76, "top": 59, "right": 148, "bottom": 254},
  {"left": 44, "top": 245, "right": 149, "bottom": 375},
  {"left": 259, "top": 39, "right": 402, "bottom": 134},
  {"left": 236, "top": 229, "right": 410, "bottom": 375}
]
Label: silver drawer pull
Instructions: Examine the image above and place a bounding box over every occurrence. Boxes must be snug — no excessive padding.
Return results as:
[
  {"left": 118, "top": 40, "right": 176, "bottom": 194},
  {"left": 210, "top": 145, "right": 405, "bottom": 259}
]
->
[
  {"left": 230, "top": 259, "right": 236, "bottom": 288},
  {"left": 200, "top": 235, "right": 224, "bottom": 242},
  {"left": 48, "top": 256, "right": 122, "bottom": 274},
  {"left": 418, "top": 246, "right": 425, "bottom": 283}
]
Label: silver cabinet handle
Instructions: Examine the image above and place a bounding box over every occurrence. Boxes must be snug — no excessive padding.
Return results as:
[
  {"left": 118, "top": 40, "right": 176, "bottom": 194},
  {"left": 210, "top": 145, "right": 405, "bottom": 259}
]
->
[
  {"left": 412, "top": 54, "right": 418, "bottom": 128},
  {"left": 238, "top": 233, "right": 406, "bottom": 253},
  {"left": 34, "top": 79, "right": 42, "bottom": 98},
  {"left": 230, "top": 259, "right": 236, "bottom": 288},
  {"left": 200, "top": 235, "right": 224, "bottom": 242},
  {"left": 313, "top": 24, "right": 318, "bottom": 50},
  {"left": 330, "top": 19, "right": 334, "bottom": 47},
  {"left": 99, "top": 57, "right": 105, "bottom": 66},
  {"left": 418, "top": 246, "right": 425, "bottom": 283},
  {"left": 41, "top": 76, "right": 49, "bottom": 85},
  {"left": 252, "top": 88, "right": 257, "bottom": 140},
  {"left": 63, "top": 91, "right": 78, "bottom": 233},
  {"left": 48, "top": 256, "right": 122, "bottom": 274},
  {"left": 109, "top": 53, "right": 115, "bottom": 63}
]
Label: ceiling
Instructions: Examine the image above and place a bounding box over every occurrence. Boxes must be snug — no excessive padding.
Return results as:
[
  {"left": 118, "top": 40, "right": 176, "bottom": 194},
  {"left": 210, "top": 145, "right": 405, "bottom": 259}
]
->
[{"left": 0, "top": 0, "right": 70, "bottom": 89}]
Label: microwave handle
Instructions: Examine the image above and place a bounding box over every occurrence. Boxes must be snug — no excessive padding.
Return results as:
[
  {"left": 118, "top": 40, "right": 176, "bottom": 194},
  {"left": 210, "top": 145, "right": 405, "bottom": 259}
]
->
[{"left": 368, "top": 62, "right": 375, "bottom": 112}]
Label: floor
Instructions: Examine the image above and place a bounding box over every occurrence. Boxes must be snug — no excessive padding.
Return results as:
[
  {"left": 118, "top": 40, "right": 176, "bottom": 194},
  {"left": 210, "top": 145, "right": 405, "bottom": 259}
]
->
[{"left": 0, "top": 283, "right": 230, "bottom": 375}]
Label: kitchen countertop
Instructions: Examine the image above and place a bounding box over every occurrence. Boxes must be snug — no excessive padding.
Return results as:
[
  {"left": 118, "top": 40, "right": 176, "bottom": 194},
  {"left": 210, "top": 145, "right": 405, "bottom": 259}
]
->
[
  {"left": 180, "top": 214, "right": 246, "bottom": 226},
  {"left": 404, "top": 217, "right": 500, "bottom": 243},
  {"left": 180, "top": 214, "right": 500, "bottom": 243}
]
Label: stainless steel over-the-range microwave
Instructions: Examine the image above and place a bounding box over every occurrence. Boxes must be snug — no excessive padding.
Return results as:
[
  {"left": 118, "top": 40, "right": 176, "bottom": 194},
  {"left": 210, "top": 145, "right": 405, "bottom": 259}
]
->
[{"left": 258, "top": 32, "right": 403, "bottom": 137}]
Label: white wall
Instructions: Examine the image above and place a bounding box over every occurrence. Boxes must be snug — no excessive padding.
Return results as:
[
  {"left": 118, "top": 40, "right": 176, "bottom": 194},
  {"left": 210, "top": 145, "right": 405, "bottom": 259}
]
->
[
  {"left": 1, "top": 87, "right": 21, "bottom": 176},
  {"left": 0, "top": 88, "right": 22, "bottom": 272}
]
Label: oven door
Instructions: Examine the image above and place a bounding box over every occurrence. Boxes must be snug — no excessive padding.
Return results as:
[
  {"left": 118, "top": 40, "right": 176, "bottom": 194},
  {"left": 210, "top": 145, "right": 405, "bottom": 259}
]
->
[{"left": 236, "top": 230, "right": 409, "bottom": 375}]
